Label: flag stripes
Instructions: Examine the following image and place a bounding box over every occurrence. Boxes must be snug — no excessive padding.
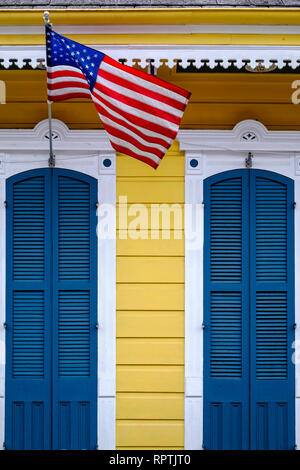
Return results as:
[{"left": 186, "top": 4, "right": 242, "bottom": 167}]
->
[{"left": 46, "top": 28, "right": 190, "bottom": 168}]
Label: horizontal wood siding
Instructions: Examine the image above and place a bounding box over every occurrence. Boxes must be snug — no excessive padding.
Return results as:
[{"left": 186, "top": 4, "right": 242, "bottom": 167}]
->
[{"left": 116, "top": 143, "right": 185, "bottom": 449}]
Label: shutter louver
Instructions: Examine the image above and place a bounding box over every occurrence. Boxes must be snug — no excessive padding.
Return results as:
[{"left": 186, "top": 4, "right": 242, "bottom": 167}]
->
[
  {"left": 12, "top": 291, "right": 44, "bottom": 377},
  {"left": 210, "top": 178, "right": 242, "bottom": 283},
  {"left": 13, "top": 177, "right": 45, "bottom": 280},
  {"left": 58, "top": 291, "right": 90, "bottom": 376},
  {"left": 255, "top": 178, "right": 287, "bottom": 282},
  {"left": 11, "top": 176, "right": 46, "bottom": 376},
  {"left": 256, "top": 292, "right": 288, "bottom": 379},
  {"left": 58, "top": 176, "right": 90, "bottom": 280},
  {"left": 210, "top": 292, "right": 242, "bottom": 378}
]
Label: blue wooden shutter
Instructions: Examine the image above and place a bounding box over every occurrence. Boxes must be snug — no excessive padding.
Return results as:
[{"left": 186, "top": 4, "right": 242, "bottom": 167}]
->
[
  {"left": 249, "top": 170, "right": 295, "bottom": 450},
  {"left": 203, "top": 169, "right": 250, "bottom": 450},
  {"left": 51, "top": 169, "right": 97, "bottom": 450},
  {"left": 5, "top": 169, "right": 52, "bottom": 450}
]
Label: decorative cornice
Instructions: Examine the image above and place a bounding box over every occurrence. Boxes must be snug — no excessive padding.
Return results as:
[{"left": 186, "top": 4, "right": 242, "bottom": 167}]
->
[
  {"left": 1, "top": 44, "right": 300, "bottom": 70},
  {"left": 178, "top": 120, "right": 300, "bottom": 153},
  {"left": 0, "top": 118, "right": 113, "bottom": 153}
]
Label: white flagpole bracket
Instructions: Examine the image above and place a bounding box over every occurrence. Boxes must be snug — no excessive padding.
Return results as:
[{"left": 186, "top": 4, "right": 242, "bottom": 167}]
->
[
  {"left": 44, "top": 11, "right": 55, "bottom": 168},
  {"left": 47, "top": 100, "right": 55, "bottom": 168}
]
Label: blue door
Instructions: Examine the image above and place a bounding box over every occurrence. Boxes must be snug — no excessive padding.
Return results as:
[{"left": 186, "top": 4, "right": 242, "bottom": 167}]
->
[
  {"left": 5, "top": 168, "right": 98, "bottom": 450},
  {"left": 203, "top": 169, "right": 295, "bottom": 450}
]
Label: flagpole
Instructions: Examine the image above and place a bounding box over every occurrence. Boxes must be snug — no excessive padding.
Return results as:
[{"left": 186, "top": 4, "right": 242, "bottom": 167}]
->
[{"left": 43, "top": 11, "right": 55, "bottom": 168}]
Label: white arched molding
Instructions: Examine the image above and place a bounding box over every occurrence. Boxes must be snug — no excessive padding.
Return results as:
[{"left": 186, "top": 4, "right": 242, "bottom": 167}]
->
[
  {"left": 0, "top": 119, "right": 116, "bottom": 450},
  {"left": 178, "top": 120, "right": 300, "bottom": 450}
]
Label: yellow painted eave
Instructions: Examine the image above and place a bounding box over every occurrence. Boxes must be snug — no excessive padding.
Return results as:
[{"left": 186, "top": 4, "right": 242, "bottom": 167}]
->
[{"left": 1, "top": 8, "right": 300, "bottom": 26}]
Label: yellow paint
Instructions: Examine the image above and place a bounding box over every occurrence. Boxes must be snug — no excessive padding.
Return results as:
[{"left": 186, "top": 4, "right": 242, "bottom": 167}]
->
[
  {"left": 116, "top": 421, "right": 184, "bottom": 447},
  {"left": 117, "top": 312, "right": 184, "bottom": 338},
  {"left": 117, "top": 257, "right": 184, "bottom": 283},
  {"left": 117, "top": 284, "right": 184, "bottom": 311},
  {"left": 1, "top": 8, "right": 300, "bottom": 26},
  {"left": 116, "top": 143, "right": 185, "bottom": 448},
  {"left": 117, "top": 366, "right": 184, "bottom": 392},
  {"left": 2, "top": 72, "right": 300, "bottom": 130},
  {"left": 117, "top": 181, "right": 184, "bottom": 204},
  {"left": 3, "top": 33, "right": 300, "bottom": 46},
  {"left": 117, "top": 238, "right": 184, "bottom": 256},
  {"left": 117, "top": 394, "right": 183, "bottom": 419},
  {"left": 117, "top": 339, "right": 184, "bottom": 365}
]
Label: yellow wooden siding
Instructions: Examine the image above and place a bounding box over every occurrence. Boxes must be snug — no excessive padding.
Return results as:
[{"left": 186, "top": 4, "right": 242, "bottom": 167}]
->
[
  {"left": 117, "top": 366, "right": 184, "bottom": 392},
  {"left": 116, "top": 144, "right": 185, "bottom": 449},
  {"left": 116, "top": 421, "right": 184, "bottom": 448},
  {"left": 117, "top": 312, "right": 184, "bottom": 337},
  {"left": 1, "top": 71, "right": 300, "bottom": 131}
]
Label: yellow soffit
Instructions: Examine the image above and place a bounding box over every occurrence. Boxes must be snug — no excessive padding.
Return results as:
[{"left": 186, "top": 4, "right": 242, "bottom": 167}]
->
[{"left": 1, "top": 8, "right": 300, "bottom": 26}]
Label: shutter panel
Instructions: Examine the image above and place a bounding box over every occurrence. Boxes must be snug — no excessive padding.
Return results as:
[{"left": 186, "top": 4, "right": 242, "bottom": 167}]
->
[
  {"left": 203, "top": 170, "right": 250, "bottom": 450},
  {"left": 5, "top": 170, "right": 52, "bottom": 449},
  {"left": 250, "top": 170, "right": 295, "bottom": 450},
  {"left": 52, "top": 169, "right": 97, "bottom": 450}
]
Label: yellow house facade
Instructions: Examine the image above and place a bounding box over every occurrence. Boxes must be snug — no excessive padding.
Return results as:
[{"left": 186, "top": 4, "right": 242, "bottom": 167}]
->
[{"left": 0, "top": 3, "right": 299, "bottom": 450}]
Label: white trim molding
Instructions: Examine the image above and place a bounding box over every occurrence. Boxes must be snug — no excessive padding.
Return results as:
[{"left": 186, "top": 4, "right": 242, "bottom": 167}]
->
[
  {"left": 2, "top": 44, "right": 300, "bottom": 70},
  {"left": 180, "top": 119, "right": 300, "bottom": 450},
  {"left": 0, "top": 119, "right": 116, "bottom": 450}
]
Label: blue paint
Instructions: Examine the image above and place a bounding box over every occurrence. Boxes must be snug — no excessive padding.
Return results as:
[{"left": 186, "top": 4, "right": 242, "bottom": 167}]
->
[
  {"left": 103, "top": 158, "right": 112, "bottom": 168},
  {"left": 190, "top": 159, "right": 198, "bottom": 168},
  {"left": 5, "top": 168, "right": 97, "bottom": 450},
  {"left": 203, "top": 169, "right": 295, "bottom": 450},
  {"left": 46, "top": 26, "right": 104, "bottom": 92}
]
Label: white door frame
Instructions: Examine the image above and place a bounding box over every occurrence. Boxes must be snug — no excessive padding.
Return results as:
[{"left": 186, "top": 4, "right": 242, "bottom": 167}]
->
[
  {"left": 0, "top": 119, "right": 116, "bottom": 450},
  {"left": 178, "top": 120, "right": 300, "bottom": 450}
]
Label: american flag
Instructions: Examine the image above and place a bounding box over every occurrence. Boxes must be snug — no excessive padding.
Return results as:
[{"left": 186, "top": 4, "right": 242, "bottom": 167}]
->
[{"left": 46, "top": 26, "right": 191, "bottom": 169}]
